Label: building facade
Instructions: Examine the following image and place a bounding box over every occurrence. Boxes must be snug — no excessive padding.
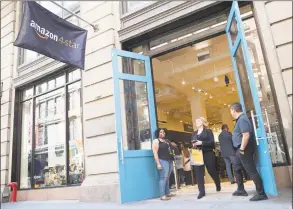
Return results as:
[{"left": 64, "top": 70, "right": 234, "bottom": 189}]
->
[{"left": 0, "top": 1, "right": 292, "bottom": 203}]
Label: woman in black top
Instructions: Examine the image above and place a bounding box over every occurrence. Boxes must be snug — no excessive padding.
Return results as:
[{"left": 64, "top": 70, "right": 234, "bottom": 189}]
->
[
  {"left": 191, "top": 117, "right": 221, "bottom": 198},
  {"left": 152, "top": 128, "right": 175, "bottom": 201}
]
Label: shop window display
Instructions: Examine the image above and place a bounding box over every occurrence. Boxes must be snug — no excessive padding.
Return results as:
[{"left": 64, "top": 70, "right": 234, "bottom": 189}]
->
[{"left": 19, "top": 69, "right": 84, "bottom": 189}]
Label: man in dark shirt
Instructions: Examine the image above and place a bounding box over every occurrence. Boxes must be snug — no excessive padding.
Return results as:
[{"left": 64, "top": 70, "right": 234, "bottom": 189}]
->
[
  {"left": 230, "top": 102, "right": 268, "bottom": 201},
  {"left": 218, "top": 124, "right": 235, "bottom": 184}
]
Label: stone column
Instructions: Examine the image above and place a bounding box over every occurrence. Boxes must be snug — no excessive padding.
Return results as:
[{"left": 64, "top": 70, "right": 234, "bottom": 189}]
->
[
  {"left": 188, "top": 93, "right": 214, "bottom": 183},
  {"left": 189, "top": 93, "right": 207, "bottom": 130},
  {"left": 219, "top": 107, "right": 235, "bottom": 132}
]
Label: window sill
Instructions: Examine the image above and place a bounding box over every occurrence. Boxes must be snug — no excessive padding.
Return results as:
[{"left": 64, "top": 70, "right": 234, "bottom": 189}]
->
[{"left": 19, "top": 183, "right": 82, "bottom": 191}]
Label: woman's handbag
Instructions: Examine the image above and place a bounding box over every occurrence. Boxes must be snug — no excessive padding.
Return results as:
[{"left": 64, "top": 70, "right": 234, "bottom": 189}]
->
[{"left": 190, "top": 149, "right": 204, "bottom": 165}]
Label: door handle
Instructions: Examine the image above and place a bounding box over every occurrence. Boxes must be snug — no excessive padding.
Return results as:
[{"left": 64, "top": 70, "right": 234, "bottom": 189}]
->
[
  {"left": 120, "top": 137, "right": 124, "bottom": 164},
  {"left": 250, "top": 110, "right": 259, "bottom": 146},
  {"left": 264, "top": 108, "right": 272, "bottom": 139}
]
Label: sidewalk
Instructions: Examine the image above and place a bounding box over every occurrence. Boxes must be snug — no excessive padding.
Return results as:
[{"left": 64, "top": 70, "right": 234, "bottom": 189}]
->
[{"left": 2, "top": 185, "right": 292, "bottom": 209}]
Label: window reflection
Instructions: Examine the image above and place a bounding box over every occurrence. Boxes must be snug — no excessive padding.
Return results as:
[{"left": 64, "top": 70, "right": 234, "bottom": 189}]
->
[
  {"left": 242, "top": 18, "right": 289, "bottom": 164},
  {"left": 20, "top": 100, "right": 33, "bottom": 189},
  {"left": 119, "top": 80, "right": 152, "bottom": 150},
  {"left": 34, "top": 88, "right": 66, "bottom": 188},
  {"left": 68, "top": 82, "right": 84, "bottom": 185},
  {"left": 19, "top": 69, "right": 84, "bottom": 189}
]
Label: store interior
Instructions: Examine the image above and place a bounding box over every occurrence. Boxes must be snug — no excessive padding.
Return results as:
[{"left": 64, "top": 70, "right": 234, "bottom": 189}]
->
[{"left": 152, "top": 34, "right": 239, "bottom": 183}]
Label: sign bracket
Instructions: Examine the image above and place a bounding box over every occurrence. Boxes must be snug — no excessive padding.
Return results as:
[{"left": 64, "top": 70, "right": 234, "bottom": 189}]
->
[{"left": 50, "top": 1, "right": 99, "bottom": 32}]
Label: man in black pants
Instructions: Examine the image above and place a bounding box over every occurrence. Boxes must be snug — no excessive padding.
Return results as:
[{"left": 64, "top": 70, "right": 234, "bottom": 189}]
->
[{"left": 230, "top": 102, "right": 268, "bottom": 201}]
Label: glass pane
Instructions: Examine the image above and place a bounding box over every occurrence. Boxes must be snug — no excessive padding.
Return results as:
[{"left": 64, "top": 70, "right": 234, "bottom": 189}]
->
[
  {"left": 68, "top": 69, "right": 81, "bottom": 83},
  {"left": 119, "top": 80, "right": 151, "bottom": 150},
  {"left": 243, "top": 18, "right": 288, "bottom": 164},
  {"left": 229, "top": 16, "right": 238, "bottom": 46},
  {"left": 23, "top": 50, "right": 39, "bottom": 63},
  {"left": 34, "top": 88, "right": 66, "bottom": 188},
  {"left": 119, "top": 56, "right": 146, "bottom": 76},
  {"left": 63, "top": 1, "right": 80, "bottom": 18},
  {"left": 68, "top": 82, "right": 81, "bottom": 111},
  {"left": 234, "top": 43, "right": 255, "bottom": 114},
  {"left": 36, "top": 82, "right": 47, "bottom": 94},
  {"left": 56, "top": 75, "right": 66, "bottom": 87},
  {"left": 68, "top": 82, "right": 84, "bottom": 185},
  {"left": 65, "top": 14, "right": 79, "bottom": 26},
  {"left": 125, "top": 1, "right": 152, "bottom": 13},
  {"left": 23, "top": 88, "right": 33, "bottom": 100},
  {"left": 48, "top": 79, "right": 56, "bottom": 91},
  {"left": 39, "top": 1, "right": 62, "bottom": 17},
  {"left": 20, "top": 100, "right": 33, "bottom": 189}
]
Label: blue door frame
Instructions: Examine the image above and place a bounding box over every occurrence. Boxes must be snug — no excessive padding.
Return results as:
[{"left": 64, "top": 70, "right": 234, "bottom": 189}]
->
[
  {"left": 112, "top": 49, "right": 159, "bottom": 203},
  {"left": 226, "top": 1, "right": 277, "bottom": 196}
]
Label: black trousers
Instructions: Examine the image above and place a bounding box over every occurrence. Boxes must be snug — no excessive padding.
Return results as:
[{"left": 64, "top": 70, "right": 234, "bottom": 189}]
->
[
  {"left": 194, "top": 165, "right": 205, "bottom": 194},
  {"left": 203, "top": 151, "right": 221, "bottom": 188},
  {"left": 231, "top": 149, "right": 265, "bottom": 194},
  {"left": 184, "top": 171, "right": 193, "bottom": 185}
]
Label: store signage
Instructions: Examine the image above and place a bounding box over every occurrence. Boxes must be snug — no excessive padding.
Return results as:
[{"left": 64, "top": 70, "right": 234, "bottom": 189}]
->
[
  {"left": 183, "top": 124, "right": 193, "bottom": 132},
  {"left": 14, "top": 1, "right": 87, "bottom": 69}
]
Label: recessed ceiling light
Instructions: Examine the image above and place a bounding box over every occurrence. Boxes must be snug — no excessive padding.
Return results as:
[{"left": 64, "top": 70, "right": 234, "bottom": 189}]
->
[
  {"left": 182, "top": 80, "right": 186, "bottom": 85},
  {"left": 192, "top": 86, "right": 195, "bottom": 90},
  {"left": 180, "top": 120, "right": 183, "bottom": 123},
  {"left": 210, "top": 95, "right": 213, "bottom": 98},
  {"left": 198, "top": 89, "right": 201, "bottom": 92},
  {"left": 205, "top": 92, "right": 208, "bottom": 95},
  {"left": 214, "top": 77, "right": 219, "bottom": 82}
]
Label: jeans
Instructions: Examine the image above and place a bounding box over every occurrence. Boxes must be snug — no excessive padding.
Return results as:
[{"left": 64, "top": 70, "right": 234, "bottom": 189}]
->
[
  {"left": 159, "top": 159, "right": 173, "bottom": 197},
  {"left": 231, "top": 149, "right": 265, "bottom": 194},
  {"left": 223, "top": 157, "right": 234, "bottom": 183}
]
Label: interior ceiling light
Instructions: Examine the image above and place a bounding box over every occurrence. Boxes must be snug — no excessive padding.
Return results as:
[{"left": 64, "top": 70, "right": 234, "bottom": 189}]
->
[
  {"left": 205, "top": 92, "right": 208, "bottom": 95},
  {"left": 182, "top": 80, "right": 186, "bottom": 85},
  {"left": 198, "top": 88, "right": 202, "bottom": 92},
  {"left": 210, "top": 95, "right": 213, "bottom": 99},
  {"left": 214, "top": 76, "right": 219, "bottom": 82},
  {"left": 192, "top": 86, "right": 195, "bottom": 90}
]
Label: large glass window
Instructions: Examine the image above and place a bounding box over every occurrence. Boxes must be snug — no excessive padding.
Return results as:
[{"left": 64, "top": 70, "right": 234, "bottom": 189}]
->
[
  {"left": 19, "top": 69, "right": 84, "bottom": 189},
  {"left": 19, "top": 1, "right": 80, "bottom": 65}
]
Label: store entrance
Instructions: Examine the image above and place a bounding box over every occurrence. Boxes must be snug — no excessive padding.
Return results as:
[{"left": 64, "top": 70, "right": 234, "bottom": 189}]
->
[{"left": 152, "top": 34, "right": 244, "bottom": 188}]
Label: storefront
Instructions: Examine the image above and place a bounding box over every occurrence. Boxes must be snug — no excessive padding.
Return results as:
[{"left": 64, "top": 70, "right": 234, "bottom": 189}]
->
[
  {"left": 114, "top": 1, "right": 292, "bottom": 203},
  {"left": 1, "top": 0, "right": 292, "bottom": 204}
]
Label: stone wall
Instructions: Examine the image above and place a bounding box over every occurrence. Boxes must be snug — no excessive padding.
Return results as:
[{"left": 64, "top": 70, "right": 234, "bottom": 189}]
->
[{"left": 1, "top": 1, "right": 16, "bottom": 194}]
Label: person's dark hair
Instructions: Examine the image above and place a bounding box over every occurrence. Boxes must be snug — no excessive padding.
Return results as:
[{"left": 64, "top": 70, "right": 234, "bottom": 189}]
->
[
  {"left": 221, "top": 124, "right": 228, "bottom": 130},
  {"left": 231, "top": 102, "right": 243, "bottom": 112},
  {"left": 155, "top": 128, "right": 168, "bottom": 138}
]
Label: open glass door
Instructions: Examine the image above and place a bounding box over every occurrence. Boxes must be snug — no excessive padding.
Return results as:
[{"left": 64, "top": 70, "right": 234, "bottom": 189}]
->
[
  {"left": 226, "top": 1, "right": 277, "bottom": 196},
  {"left": 112, "top": 49, "right": 159, "bottom": 203}
]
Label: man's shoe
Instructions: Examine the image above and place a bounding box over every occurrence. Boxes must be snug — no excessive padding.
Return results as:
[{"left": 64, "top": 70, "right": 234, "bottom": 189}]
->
[
  {"left": 231, "top": 181, "right": 236, "bottom": 184},
  {"left": 167, "top": 193, "right": 176, "bottom": 197},
  {"left": 160, "top": 196, "right": 171, "bottom": 201},
  {"left": 197, "top": 192, "right": 205, "bottom": 199},
  {"left": 216, "top": 185, "right": 221, "bottom": 192},
  {"left": 232, "top": 189, "right": 248, "bottom": 196},
  {"left": 249, "top": 193, "right": 268, "bottom": 201}
]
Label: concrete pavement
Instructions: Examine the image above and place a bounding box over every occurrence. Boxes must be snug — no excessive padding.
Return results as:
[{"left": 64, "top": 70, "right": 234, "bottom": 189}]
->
[{"left": 2, "top": 183, "right": 292, "bottom": 209}]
